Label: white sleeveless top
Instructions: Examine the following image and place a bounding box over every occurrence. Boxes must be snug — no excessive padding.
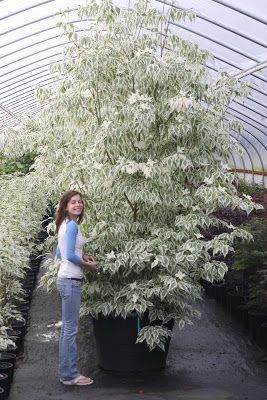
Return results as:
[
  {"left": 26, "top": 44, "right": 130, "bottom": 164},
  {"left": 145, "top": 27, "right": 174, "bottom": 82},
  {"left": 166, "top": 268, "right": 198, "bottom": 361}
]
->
[{"left": 57, "top": 219, "right": 84, "bottom": 279}]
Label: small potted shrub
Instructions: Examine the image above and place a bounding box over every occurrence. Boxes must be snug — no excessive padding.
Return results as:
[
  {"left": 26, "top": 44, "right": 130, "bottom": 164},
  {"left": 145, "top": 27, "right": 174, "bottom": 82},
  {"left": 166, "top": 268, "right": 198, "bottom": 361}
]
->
[
  {"left": 231, "top": 217, "right": 267, "bottom": 328},
  {"left": 0, "top": 175, "right": 47, "bottom": 357},
  {"left": 247, "top": 270, "right": 267, "bottom": 346}
]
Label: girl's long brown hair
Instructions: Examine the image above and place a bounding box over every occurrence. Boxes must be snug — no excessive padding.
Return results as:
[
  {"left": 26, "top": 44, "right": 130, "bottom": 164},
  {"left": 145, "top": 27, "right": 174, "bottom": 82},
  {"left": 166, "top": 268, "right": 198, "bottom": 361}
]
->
[{"left": 55, "top": 190, "right": 84, "bottom": 233}]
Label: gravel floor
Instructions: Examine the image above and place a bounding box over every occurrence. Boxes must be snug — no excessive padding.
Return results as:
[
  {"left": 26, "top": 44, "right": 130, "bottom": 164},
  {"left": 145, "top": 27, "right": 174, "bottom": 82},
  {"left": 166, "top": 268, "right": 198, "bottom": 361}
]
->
[{"left": 9, "top": 270, "right": 267, "bottom": 400}]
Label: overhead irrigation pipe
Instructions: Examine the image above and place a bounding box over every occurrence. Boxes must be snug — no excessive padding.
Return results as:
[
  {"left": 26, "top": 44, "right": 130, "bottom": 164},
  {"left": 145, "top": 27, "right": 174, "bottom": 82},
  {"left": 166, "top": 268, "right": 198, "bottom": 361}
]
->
[
  {"left": 0, "top": 102, "right": 17, "bottom": 118},
  {"left": 234, "top": 60, "right": 267, "bottom": 79}
]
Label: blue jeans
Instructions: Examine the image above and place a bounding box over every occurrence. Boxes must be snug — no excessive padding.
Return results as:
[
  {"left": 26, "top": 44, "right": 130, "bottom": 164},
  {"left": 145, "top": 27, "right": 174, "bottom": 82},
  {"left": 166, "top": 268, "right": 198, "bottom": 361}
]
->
[{"left": 56, "top": 277, "right": 82, "bottom": 381}]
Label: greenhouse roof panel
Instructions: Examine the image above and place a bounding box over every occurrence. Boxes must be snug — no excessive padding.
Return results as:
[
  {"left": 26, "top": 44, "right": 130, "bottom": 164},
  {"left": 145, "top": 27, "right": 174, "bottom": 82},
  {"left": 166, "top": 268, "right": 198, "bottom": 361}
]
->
[{"left": 0, "top": 0, "right": 267, "bottom": 181}]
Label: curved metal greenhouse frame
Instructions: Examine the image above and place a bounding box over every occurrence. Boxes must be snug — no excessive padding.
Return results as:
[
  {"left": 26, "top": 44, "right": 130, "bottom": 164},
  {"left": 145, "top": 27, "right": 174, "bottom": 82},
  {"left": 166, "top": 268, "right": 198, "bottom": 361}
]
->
[{"left": 1, "top": 0, "right": 267, "bottom": 185}]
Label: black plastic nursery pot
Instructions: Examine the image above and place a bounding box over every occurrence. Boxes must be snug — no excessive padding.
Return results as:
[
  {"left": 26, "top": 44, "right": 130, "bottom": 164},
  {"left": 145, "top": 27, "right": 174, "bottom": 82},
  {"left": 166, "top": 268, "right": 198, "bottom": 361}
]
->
[
  {"left": 0, "top": 374, "right": 7, "bottom": 394},
  {"left": 226, "top": 291, "right": 247, "bottom": 317},
  {"left": 0, "top": 354, "right": 16, "bottom": 385},
  {"left": 7, "top": 330, "right": 22, "bottom": 354},
  {"left": 28, "top": 262, "right": 40, "bottom": 272},
  {"left": 22, "top": 284, "right": 35, "bottom": 293},
  {"left": 0, "top": 361, "right": 14, "bottom": 386},
  {"left": 15, "top": 304, "right": 30, "bottom": 314},
  {"left": 213, "top": 283, "right": 227, "bottom": 307},
  {"left": 248, "top": 311, "right": 267, "bottom": 346},
  {"left": 25, "top": 269, "right": 37, "bottom": 278},
  {"left": 10, "top": 319, "right": 27, "bottom": 338},
  {"left": 21, "top": 270, "right": 36, "bottom": 280},
  {"left": 41, "top": 214, "right": 52, "bottom": 229},
  {"left": 92, "top": 313, "right": 174, "bottom": 372},
  {"left": 0, "top": 345, "right": 18, "bottom": 357},
  {"left": 237, "top": 304, "right": 255, "bottom": 330},
  {"left": 36, "top": 230, "right": 48, "bottom": 243},
  {"left": 0, "top": 373, "right": 8, "bottom": 399},
  {"left": 25, "top": 271, "right": 37, "bottom": 281},
  {"left": 15, "top": 298, "right": 30, "bottom": 309},
  {"left": 6, "top": 328, "right": 20, "bottom": 339},
  {"left": 22, "top": 288, "right": 33, "bottom": 303},
  {"left": 0, "top": 387, "right": 4, "bottom": 400},
  {"left": 21, "top": 278, "right": 35, "bottom": 289},
  {"left": 261, "top": 323, "right": 267, "bottom": 352},
  {"left": 0, "top": 353, "right": 16, "bottom": 367},
  {"left": 21, "top": 290, "right": 32, "bottom": 304},
  {"left": 203, "top": 281, "right": 215, "bottom": 297},
  {"left": 28, "top": 258, "right": 41, "bottom": 270},
  {"left": 29, "top": 252, "right": 41, "bottom": 262}
]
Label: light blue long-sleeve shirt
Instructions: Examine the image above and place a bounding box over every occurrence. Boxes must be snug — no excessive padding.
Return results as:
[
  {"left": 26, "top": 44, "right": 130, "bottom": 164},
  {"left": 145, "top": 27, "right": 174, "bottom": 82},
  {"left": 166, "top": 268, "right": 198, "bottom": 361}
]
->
[
  {"left": 56, "top": 219, "right": 84, "bottom": 279},
  {"left": 56, "top": 220, "right": 82, "bottom": 265}
]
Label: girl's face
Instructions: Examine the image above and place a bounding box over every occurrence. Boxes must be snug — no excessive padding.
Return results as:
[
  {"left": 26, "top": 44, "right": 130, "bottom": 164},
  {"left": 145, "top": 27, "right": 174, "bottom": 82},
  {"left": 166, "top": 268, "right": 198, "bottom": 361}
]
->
[{"left": 66, "top": 194, "right": 83, "bottom": 220}]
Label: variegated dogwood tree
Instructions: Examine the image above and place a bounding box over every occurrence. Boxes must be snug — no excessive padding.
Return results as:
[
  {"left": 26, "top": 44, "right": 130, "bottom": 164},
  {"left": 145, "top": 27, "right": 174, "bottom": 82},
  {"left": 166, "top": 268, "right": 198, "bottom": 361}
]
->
[{"left": 5, "top": 0, "right": 261, "bottom": 349}]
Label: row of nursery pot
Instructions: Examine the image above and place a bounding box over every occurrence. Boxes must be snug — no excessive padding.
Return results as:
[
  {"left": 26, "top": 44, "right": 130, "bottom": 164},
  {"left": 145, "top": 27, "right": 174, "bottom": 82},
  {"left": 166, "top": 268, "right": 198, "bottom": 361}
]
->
[
  {"left": 201, "top": 181, "right": 267, "bottom": 349},
  {"left": 203, "top": 277, "right": 267, "bottom": 353},
  {"left": 202, "top": 195, "right": 267, "bottom": 354},
  {"left": 232, "top": 210, "right": 267, "bottom": 351},
  {"left": 0, "top": 253, "right": 43, "bottom": 400},
  {"left": 0, "top": 174, "right": 48, "bottom": 398}
]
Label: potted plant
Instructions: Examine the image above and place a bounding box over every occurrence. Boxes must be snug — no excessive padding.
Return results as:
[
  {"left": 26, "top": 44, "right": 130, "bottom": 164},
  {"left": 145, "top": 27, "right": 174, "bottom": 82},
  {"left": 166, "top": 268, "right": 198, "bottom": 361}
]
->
[
  {"left": 0, "top": 363, "right": 14, "bottom": 399},
  {"left": 0, "top": 174, "right": 47, "bottom": 358},
  {"left": 230, "top": 216, "right": 267, "bottom": 326},
  {"left": 5, "top": 0, "right": 262, "bottom": 371},
  {"left": 75, "top": 0, "right": 263, "bottom": 370},
  {"left": 247, "top": 270, "right": 267, "bottom": 346}
]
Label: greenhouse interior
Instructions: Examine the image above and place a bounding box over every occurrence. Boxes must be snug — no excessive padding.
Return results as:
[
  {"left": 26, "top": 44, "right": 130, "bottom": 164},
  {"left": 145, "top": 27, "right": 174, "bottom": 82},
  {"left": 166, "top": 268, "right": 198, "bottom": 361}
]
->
[{"left": 0, "top": 1, "right": 267, "bottom": 400}]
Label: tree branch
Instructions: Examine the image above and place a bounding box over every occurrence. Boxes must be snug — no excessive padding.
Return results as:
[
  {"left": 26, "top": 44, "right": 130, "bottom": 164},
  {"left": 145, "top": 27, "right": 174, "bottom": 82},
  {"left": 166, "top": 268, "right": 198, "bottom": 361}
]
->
[
  {"left": 105, "top": 150, "right": 114, "bottom": 164},
  {"left": 124, "top": 192, "right": 139, "bottom": 221},
  {"left": 160, "top": 12, "right": 171, "bottom": 58}
]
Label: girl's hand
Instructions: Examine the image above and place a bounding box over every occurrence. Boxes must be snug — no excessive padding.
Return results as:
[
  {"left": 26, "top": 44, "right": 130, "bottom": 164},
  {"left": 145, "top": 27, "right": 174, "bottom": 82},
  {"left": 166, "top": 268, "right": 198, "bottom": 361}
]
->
[
  {"left": 85, "top": 260, "right": 99, "bottom": 273},
  {"left": 83, "top": 255, "right": 96, "bottom": 263},
  {"left": 80, "top": 256, "right": 98, "bottom": 272}
]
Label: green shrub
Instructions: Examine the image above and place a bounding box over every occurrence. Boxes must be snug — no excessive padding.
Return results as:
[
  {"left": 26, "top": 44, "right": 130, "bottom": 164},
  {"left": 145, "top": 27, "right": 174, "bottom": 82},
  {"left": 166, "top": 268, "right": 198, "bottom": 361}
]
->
[
  {"left": 0, "top": 151, "right": 35, "bottom": 175},
  {"left": 232, "top": 217, "right": 267, "bottom": 311},
  {"left": 232, "top": 217, "right": 267, "bottom": 272},
  {"left": 0, "top": 175, "right": 48, "bottom": 349},
  {"left": 236, "top": 179, "right": 265, "bottom": 196}
]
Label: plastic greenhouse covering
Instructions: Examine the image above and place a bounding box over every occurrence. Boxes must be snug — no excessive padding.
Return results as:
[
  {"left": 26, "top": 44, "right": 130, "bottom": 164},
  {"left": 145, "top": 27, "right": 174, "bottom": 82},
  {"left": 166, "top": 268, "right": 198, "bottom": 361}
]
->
[{"left": 0, "top": 0, "right": 267, "bottom": 185}]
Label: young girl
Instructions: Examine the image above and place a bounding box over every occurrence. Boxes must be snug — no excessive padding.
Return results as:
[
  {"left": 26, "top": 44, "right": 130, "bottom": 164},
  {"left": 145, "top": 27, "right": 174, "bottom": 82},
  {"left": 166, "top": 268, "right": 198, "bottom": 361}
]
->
[{"left": 55, "top": 190, "right": 98, "bottom": 386}]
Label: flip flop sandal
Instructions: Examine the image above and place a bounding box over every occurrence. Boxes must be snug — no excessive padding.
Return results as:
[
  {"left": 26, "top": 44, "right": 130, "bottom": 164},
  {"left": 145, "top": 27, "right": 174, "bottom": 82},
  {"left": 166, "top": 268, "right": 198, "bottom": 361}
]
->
[{"left": 60, "top": 375, "right": 94, "bottom": 386}]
